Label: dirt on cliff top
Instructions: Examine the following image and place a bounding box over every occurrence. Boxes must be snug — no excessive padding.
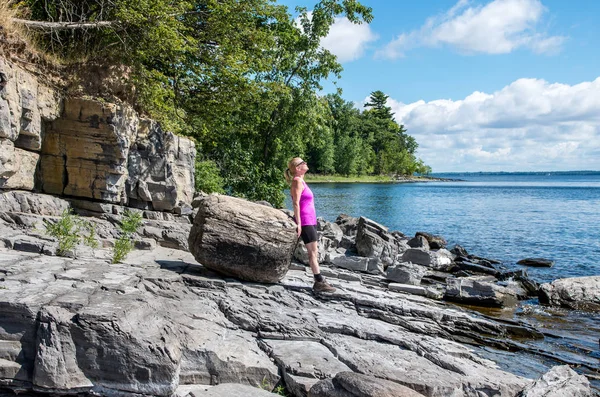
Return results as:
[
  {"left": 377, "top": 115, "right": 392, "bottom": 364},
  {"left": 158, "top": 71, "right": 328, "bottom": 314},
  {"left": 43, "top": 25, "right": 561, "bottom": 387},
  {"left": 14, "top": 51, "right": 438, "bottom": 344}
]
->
[{"left": 0, "top": 4, "right": 134, "bottom": 103}]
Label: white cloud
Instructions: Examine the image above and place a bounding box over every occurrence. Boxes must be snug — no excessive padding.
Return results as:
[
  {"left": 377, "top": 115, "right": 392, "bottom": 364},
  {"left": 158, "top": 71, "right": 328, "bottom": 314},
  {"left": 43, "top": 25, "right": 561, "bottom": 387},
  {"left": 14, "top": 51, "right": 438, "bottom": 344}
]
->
[
  {"left": 321, "top": 17, "right": 378, "bottom": 62},
  {"left": 377, "top": 0, "right": 566, "bottom": 58},
  {"left": 385, "top": 77, "right": 600, "bottom": 172}
]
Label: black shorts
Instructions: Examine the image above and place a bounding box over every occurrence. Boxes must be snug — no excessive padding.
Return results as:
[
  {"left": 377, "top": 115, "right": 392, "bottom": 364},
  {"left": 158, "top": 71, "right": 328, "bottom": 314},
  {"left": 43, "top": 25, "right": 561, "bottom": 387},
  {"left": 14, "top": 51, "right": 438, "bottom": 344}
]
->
[{"left": 300, "top": 225, "right": 318, "bottom": 244}]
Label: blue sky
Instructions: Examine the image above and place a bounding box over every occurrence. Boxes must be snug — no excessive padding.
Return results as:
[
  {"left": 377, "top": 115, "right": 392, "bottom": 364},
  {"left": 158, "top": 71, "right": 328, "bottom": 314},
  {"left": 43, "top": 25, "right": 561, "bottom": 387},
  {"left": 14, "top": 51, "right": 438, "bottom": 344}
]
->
[{"left": 279, "top": 0, "right": 600, "bottom": 172}]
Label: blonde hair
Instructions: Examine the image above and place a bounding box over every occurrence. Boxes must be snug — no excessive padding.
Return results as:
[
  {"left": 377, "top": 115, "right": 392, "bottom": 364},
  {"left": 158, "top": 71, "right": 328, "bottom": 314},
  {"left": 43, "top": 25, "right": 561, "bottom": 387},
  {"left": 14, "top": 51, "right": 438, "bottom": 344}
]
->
[{"left": 284, "top": 157, "right": 303, "bottom": 185}]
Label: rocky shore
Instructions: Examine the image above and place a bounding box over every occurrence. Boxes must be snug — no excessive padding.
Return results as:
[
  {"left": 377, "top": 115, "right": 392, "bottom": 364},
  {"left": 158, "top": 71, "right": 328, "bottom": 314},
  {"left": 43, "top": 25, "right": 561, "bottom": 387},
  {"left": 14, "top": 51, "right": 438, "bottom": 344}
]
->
[
  {"left": 0, "top": 191, "right": 598, "bottom": 397},
  {"left": 1, "top": 55, "right": 598, "bottom": 396}
]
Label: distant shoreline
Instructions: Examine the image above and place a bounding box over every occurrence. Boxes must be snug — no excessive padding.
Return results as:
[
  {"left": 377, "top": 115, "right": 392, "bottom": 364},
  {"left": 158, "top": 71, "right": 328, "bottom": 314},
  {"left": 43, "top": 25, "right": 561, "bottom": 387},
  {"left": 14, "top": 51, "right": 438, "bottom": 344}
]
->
[
  {"left": 431, "top": 170, "right": 600, "bottom": 176},
  {"left": 305, "top": 175, "right": 464, "bottom": 184}
]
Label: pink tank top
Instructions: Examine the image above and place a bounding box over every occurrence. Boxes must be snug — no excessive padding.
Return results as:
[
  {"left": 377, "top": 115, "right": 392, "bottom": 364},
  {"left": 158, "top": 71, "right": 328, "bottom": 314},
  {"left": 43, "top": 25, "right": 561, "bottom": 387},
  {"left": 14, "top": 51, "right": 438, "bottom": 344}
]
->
[{"left": 296, "top": 179, "right": 317, "bottom": 226}]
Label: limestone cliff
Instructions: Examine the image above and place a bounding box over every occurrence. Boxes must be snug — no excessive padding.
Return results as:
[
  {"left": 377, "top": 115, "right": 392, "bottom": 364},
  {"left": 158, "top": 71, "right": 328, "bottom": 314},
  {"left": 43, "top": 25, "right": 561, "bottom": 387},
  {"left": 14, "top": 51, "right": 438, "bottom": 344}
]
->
[{"left": 0, "top": 56, "right": 195, "bottom": 212}]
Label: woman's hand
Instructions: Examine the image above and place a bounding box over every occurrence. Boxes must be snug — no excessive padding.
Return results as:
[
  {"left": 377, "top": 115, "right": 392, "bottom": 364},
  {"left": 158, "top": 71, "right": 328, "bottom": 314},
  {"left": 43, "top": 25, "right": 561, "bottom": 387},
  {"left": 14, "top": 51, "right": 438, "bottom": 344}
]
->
[{"left": 297, "top": 224, "right": 302, "bottom": 237}]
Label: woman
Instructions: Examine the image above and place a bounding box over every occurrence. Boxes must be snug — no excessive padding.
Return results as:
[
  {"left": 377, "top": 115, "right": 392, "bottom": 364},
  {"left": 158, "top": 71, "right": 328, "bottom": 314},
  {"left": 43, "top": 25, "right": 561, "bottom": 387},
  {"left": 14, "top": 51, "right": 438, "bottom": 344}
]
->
[{"left": 285, "top": 157, "right": 336, "bottom": 293}]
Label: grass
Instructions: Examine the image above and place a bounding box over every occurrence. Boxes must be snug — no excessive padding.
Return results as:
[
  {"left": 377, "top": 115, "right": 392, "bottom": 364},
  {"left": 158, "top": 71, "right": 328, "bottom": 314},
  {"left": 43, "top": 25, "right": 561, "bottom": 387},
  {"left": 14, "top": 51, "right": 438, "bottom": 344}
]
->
[
  {"left": 0, "top": 1, "right": 34, "bottom": 47},
  {"left": 0, "top": 1, "right": 20, "bottom": 35}
]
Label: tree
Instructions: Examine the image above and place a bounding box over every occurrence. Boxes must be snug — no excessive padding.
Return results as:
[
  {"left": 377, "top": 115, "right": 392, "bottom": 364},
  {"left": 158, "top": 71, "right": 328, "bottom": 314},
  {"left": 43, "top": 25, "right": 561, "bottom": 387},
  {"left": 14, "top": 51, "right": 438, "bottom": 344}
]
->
[
  {"left": 364, "top": 90, "right": 394, "bottom": 120},
  {"left": 16, "top": 0, "right": 373, "bottom": 206}
]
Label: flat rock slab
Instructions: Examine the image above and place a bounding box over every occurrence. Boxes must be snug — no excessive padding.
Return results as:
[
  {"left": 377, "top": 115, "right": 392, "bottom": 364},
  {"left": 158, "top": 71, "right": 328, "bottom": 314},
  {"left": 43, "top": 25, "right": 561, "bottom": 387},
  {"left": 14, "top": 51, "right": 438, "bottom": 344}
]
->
[
  {"left": 188, "top": 383, "right": 277, "bottom": 397},
  {"left": 310, "top": 371, "right": 426, "bottom": 397},
  {"left": 517, "top": 258, "right": 555, "bottom": 267},
  {"left": 0, "top": 243, "right": 594, "bottom": 397},
  {"left": 445, "top": 276, "right": 519, "bottom": 307}
]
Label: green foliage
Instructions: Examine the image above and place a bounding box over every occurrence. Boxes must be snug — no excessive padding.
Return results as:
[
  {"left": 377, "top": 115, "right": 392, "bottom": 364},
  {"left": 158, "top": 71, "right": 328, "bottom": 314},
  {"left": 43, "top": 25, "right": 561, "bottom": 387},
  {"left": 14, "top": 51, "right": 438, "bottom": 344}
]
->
[
  {"left": 18, "top": 1, "right": 429, "bottom": 203},
  {"left": 112, "top": 210, "right": 143, "bottom": 263},
  {"left": 119, "top": 210, "right": 143, "bottom": 234},
  {"left": 43, "top": 209, "right": 98, "bottom": 256},
  {"left": 195, "top": 159, "right": 225, "bottom": 194},
  {"left": 112, "top": 235, "right": 134, "bottom": 264},
  {"left": 272, "top": 385, "right": 288, "bottom": 396},
  {"left": 323, "top": 91, "right": 428, "bottom": 177},
  {"left": 364, "top": 90, "right": 394, "bottom": 120}
]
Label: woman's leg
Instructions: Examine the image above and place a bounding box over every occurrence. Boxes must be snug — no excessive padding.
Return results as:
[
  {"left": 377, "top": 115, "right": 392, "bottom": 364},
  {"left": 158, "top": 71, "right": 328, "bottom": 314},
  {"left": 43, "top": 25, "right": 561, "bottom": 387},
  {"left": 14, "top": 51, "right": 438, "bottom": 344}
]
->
[
  {"left": 305, "top": 241, "right": 335, "bottom": 292},
  {"left": 305, "top": 241, "right": 320, "bottom": 275}
]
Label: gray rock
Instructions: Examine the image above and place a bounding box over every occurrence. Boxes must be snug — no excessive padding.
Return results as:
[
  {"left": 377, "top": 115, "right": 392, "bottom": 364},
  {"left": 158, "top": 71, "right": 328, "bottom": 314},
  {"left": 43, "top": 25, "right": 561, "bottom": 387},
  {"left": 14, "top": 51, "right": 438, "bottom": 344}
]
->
[
  {"left": 0, "top": 241, "right": 552, "bottom": 397},
  {"left": 455, "top": 260, "right": 499, "bottom": 276},
  {"left": 309, "top": 371, "right": 426, "bottom": 397},
  {"left": 0, "top": 139, "right": 39, "bottom": 190},
  {"left": 263, "top": 339, "right": 352, "bottom": 380},
  {"left": 355, "top": 217, "right": 407, "bottom": 266},
  {"left": 189, "top": 383, "right": 277, "bottom": 397},
  {"left": 401, "top": 248, "right": 454, "bottom": 271},
  {"left": 385, "top": 262, "right": 428, "bottom": 285},
  {"left": 327, "top": 251, "right": 381, "bottom": 274},
  {"left": 539, "top": 276, "right": 600, "bottom": 310},
  {"left": 0, "top": 57, "right": 61, "bottom": 146},
  {"left": 318, "top": 219, "right": 343, "bottom": 247},
  {"left": 518, "top": 365, "right": 593, "bottom": 397},
  {"left": 388, "top": 283, "right": 442, "bottom": 299},
  {"left": 415, "top": 232, "right": 447, "bottom": 249},
  {"left": 335, "top": 214, "right": 359, "bottom": 237},
  {"left": 12, "top": 238, "right": 44, "bottom": 254},
  {"left": 445, "top": 276, "right": 519, "bottom": 307},
  {"left": 407, "top": 235, "right": 429, "bottom": 250},
  {"left": 517, "top": 258, "right": 555, "bottom": 267},
  {"left": 0, "top": 190, "right": 69, "bottom": 216},
  {"left": 188, "top": 195, "right": 297, "bottom": 282},
  {"left": 450, "top": 245, "right": 469, "bottom": 257},
  {"left": 134, "top": 238, "right": 157, "bottom": 250},
  {"left": 323, "top": 334, "right": 529, "bottom": 397},
  {"left": 33, "top": 306, "right": 93, "bottom": 392}
]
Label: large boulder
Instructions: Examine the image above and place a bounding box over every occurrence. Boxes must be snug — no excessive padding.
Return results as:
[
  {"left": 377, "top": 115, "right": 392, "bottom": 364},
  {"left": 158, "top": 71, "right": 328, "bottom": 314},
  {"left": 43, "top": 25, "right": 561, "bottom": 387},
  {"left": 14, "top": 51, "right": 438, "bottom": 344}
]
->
[
  {"left": 538, "top": 276, "right": 600, "bottom": 310},
  {"left": 518, "top": 365, "right": 593, "bottom": 397},
  {"left": 188, "top": 195, "right": 297, "bottom": 283},
  {"left": 445, "top": 276, "right": 519, "bottom": 307}
]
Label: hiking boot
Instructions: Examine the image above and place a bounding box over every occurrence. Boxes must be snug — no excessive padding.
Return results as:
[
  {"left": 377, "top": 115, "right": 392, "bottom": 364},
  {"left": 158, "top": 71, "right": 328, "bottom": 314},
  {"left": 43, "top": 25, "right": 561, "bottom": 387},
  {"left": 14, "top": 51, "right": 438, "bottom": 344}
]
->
[{"left": 313, "top": 279, "right": 336, "bottom": 293}]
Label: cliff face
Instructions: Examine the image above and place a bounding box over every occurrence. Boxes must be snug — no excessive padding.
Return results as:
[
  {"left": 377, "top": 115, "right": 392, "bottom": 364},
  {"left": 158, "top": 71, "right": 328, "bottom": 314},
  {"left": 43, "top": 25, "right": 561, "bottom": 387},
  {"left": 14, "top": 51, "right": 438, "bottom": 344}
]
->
[
  {"left": 0, "top": 57, "right": 195, "bottom": 212},
  {"left": 0, "top": 57, "right": 61, "bottom": 190}
]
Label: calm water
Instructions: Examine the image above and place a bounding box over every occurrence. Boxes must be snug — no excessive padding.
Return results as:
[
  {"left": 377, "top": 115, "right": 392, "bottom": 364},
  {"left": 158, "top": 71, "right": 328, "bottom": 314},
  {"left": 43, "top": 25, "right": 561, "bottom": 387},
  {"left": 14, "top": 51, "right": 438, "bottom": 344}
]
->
[
  {"left": 286, "top": 172, "right": 600, "bottom": 386},
  {"left": 287, "top": 172, "right": 600, "bottom": 283}
]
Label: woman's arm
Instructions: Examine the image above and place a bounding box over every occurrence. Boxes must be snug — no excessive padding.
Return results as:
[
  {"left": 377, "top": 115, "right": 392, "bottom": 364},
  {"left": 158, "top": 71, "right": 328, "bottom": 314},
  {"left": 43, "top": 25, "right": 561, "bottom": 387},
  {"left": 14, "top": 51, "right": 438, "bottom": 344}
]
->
[{"left": 291, "top": 178, "right": 303, "bottom": 237}]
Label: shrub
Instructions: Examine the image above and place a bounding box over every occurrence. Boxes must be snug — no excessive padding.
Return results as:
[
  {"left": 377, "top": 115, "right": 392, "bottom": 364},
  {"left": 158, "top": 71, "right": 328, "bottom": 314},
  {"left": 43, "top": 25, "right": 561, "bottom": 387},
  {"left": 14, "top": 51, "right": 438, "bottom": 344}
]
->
[
  {"left": 111, "top": 210, "right": 143, "bottom": 263},
  {"left": 43, "top": 209, "right": 98, "bottom": 256},
  {"left": 195, "top": 159, "right": 225, "bottom": 194}
]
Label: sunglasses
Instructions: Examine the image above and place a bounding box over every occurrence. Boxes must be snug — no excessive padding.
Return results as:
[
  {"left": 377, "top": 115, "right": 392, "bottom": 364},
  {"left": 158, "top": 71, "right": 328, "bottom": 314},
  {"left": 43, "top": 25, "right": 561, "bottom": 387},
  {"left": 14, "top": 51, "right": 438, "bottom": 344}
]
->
[{"left": 295, "top": 161, "right": 306, "bottom": 167}]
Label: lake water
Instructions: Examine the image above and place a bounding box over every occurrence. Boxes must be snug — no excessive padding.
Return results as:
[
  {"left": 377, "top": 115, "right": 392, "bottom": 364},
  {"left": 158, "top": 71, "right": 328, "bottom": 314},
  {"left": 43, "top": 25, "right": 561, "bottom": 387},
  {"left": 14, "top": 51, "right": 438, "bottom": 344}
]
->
[
  {"left": 285, "top": 171, "right": 600, "bottom": 386},
  {"left": 287, "top": 171, "right": 600, "bottom": 283}
]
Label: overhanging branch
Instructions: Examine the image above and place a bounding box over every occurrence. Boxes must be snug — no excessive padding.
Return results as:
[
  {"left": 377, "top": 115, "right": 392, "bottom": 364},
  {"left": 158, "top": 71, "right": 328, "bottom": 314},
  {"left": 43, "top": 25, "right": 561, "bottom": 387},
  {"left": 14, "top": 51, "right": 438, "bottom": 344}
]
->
[{"left": 12, "top": 19, "right": 116, "bottom": 30}]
